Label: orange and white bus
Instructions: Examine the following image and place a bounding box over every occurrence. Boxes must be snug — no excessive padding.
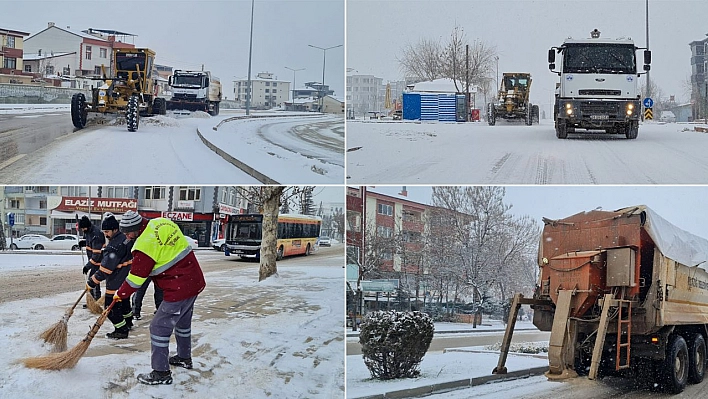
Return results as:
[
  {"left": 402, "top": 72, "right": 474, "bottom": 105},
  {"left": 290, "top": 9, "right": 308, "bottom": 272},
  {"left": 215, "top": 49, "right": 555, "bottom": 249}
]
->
[{"left": 225, "top": 213, "right": 322, "bottom": 260}]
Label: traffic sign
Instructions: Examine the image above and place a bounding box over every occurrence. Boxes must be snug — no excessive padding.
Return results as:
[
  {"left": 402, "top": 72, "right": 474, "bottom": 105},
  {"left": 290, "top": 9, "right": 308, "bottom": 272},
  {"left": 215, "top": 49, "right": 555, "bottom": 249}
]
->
[
  {"left": 644, "top": 108, "right": 653, "bottom": 120},
  {"left": 643, "top": 97, "right": 654, "bottom": 108},
  {"left": 8, "top": 212, "right": 14, "bottom": 226}
]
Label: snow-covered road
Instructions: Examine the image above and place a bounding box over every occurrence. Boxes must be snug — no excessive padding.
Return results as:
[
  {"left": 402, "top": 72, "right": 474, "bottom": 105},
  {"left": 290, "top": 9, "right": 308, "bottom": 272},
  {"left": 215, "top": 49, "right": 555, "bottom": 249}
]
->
[
  {"left": 0, "top": 107, "right": 344, "bottom": 184},
  {"left": 346, "top": 119, "right": 708, "bottom": 184}
]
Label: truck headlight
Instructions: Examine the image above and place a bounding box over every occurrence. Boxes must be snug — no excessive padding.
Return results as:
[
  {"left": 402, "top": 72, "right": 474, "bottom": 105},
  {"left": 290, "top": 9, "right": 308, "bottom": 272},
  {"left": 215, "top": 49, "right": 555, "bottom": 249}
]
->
[{"left": 626, "top": 103, "right": 635, "bottom": 116}]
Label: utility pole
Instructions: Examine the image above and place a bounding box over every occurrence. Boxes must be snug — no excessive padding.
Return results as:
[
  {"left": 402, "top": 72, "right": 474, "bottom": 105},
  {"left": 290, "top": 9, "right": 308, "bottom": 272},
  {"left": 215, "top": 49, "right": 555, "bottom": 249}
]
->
[
  {"left": 308, "top": 44, "right": 342, "bottom": 112},
  {"left": 645, "top": 0, "right": 651, "bottom": 100},
  {"left": 246, "top": 0, "right": 255, "bottom": 116},
  {"left": 465, "top": 44, "right": 470, "bottom": 122},
  {"left": 285, "top": 66, "right": 305, "bottom": 110}
]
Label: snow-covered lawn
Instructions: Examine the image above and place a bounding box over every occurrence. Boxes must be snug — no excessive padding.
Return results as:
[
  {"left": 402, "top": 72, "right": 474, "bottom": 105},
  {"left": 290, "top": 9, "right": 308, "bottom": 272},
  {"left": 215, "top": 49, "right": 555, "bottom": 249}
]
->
[
  {"left": 0, "top": 253, "right": 344, "bottom": 398},
  {"left": 346, "top": 119, "right": 708, "bottom": 184},
  {"left": 346, "top": 347, "right": 548, "bottom": 398}
]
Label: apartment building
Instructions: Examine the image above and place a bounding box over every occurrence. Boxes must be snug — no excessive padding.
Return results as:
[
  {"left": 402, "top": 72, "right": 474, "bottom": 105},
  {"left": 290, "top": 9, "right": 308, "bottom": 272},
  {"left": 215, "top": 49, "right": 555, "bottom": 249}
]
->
[{"left": 233, "top": 72, "right": 290, "bottom": 109}]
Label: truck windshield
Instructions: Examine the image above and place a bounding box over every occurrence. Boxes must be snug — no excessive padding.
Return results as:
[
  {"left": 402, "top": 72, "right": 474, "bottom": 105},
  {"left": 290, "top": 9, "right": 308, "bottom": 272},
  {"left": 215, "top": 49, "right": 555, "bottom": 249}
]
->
[
  {"left": 173, "top": 75, "right": 203, "bottom": 86},
  {"left": 115, "top": 53, "right": 146, "bottom": 72},
  {"left": 563, "top": 44, "right": 636, "bottom": 74}
]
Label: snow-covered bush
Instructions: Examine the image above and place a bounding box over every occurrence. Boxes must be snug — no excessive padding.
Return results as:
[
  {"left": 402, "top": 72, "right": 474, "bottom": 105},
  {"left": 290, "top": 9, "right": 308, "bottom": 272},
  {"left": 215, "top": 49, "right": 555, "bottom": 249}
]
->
[{"left": 359, "top": 310, "right": 434, "bottom": 380}]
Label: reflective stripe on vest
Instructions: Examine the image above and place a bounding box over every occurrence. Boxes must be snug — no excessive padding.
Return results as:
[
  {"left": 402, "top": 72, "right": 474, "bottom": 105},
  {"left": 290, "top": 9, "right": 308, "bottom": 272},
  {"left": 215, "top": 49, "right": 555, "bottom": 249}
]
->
[{"left": 128, "top": 218, "right": 192, "bottom": 286}]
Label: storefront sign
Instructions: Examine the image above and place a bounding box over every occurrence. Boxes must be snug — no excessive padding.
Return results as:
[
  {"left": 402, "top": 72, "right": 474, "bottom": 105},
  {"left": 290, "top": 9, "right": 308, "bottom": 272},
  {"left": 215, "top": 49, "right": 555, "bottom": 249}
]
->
[
  {"left": 161, "top": 211, "right": 194, "bottom": 221},
  {"left": 177, "top": 200, "right": 195, "bottom": 210},
  {"left": 218, "top": 203, "right": 238, "bottom": 215},
  {"left": 55, "top": 197, "right": 138, "bottom": 213}
]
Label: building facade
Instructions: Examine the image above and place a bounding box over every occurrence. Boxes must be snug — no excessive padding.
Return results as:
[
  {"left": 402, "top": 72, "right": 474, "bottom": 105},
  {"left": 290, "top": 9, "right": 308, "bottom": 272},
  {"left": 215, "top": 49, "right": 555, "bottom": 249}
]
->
[
  {"left": 690, "top": 37, "right": 708, "bottom": 121},
  {"left": 2, "top": 186, "right": 250, "bottom": 248},
  {"left": 233, "top": 72, "right": 290, "bottom": 109},
  {"left": 346, "top": 187, "right": 428, "bottom": 275},
  {"left": 23, "top": 23, "right": 136, "bottom": 84},
  {"left": 0, "top": 27, "right": 31, "bottom": 83}
]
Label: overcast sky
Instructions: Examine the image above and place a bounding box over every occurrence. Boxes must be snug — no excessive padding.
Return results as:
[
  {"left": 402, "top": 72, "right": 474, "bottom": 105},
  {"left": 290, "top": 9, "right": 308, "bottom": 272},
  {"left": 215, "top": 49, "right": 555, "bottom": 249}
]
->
[
  {"left": 4, "top": 0, "right": 344, "bottom": 100},
  {"left": 348, "top": 0, "right": 707, "bottom": 106},
  {"left": 365, "top": 185, "right": 708, "bottom": 239}
]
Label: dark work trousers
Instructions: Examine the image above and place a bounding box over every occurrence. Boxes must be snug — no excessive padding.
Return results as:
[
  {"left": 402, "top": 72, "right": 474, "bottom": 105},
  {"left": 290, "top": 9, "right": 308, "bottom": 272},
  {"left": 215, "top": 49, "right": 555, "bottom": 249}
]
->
[
  {"left": 105, "top": 295, "right": 133, "bottom": 329},
  {"left": 150, "top": 295, "right": 197, "bottom": 371},
  {"left": 132, "top": 277, "right": 164, "bottom": 316},
  {"left": 88, "top": 266, "right": 101, "bottom": 299}
]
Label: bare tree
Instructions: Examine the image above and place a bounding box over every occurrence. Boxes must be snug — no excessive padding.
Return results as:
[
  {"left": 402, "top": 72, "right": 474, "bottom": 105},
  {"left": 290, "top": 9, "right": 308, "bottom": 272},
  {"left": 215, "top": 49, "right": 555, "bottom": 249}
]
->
[
  {"left": 397, "top": 37, "right": 445, "bottom": 82},
  {"left": 398, "top": 25, "right": 497, "bottom": 95}
]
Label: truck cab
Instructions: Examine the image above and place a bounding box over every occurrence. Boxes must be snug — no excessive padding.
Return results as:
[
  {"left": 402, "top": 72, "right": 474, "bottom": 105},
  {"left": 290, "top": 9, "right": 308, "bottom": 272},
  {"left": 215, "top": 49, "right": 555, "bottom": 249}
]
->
[{"left": 549, "top": 29, "right": 651, "bottom": 139}]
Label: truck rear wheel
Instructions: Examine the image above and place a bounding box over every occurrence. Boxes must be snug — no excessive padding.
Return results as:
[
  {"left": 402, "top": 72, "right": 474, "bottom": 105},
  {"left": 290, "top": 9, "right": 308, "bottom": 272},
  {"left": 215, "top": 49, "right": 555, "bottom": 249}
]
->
[
  {"left": 71, "top": 93, "right": 87, "bottom": 129},
  {"left": 688, "top": 333, "right": 706, "bottom": 384},
  {"left": 662, "top": 334, "right": 689, "bottom": 393},
  {"left": 127, "top": 95, "right": 140, "bottom": 132}
]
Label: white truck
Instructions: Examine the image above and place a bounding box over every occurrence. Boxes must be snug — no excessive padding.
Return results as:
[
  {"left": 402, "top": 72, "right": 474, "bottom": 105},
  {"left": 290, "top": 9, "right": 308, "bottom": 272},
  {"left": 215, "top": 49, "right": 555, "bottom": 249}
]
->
[
  {"left": 548, "top": 29, "right": 651, "bottom": 139},
  {"left": 166, "top": 70, "right": 222, "bottom": 115}
]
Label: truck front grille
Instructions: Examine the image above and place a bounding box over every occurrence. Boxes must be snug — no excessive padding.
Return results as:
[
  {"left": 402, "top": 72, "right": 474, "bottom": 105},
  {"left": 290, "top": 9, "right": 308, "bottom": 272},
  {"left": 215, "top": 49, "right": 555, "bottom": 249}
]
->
[{"left": 579, "top": 89, "right": 622, "bottom": 96}]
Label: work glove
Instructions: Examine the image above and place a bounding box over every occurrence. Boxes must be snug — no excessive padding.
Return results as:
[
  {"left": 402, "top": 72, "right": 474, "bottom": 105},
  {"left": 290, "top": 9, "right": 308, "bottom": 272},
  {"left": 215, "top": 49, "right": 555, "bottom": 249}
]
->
[
  {"left": 86, "top": 279, "right": 97, "bottom": 290},
  {"left": 83, "top": 264, "right": 91, "bottom": 275},
  {"left": 113, "top": 293, "right": 122, "bottom": 302}
]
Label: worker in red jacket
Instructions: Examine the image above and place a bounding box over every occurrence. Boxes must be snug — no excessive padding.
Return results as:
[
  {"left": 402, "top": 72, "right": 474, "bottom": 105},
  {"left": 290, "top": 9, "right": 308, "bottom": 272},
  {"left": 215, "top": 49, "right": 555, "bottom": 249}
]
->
[{"left": 114, "top": 210, "right": 206, "bottom": 385}]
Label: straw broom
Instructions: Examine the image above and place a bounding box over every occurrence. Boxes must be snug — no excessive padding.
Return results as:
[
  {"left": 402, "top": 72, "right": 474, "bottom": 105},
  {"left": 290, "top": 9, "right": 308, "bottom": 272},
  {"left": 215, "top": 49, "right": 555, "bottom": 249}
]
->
[
  {"left": 23, "top": 300, "right": 117, "bottom": 370},
  {"left": 85, "top": 287, "right": 104, "bottom": 315},
  {"left": 39, "top": 289, "right": 89, "bottom": 352}
]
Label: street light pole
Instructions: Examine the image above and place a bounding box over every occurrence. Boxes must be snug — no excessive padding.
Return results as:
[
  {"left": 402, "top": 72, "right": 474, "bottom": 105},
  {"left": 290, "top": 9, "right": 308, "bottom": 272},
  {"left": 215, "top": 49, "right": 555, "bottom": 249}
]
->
[
  {"left": 309, "top": 43, "right": 342, "bottom": 112},
  {"left": 494, "top": 56, "right": 499, "bottom": 92},
  {"left": 285, "top": 66, "right": 304, "bottom": 110},
  {"left": 246, "top": 0, "right": 255, "bottom": 116}
]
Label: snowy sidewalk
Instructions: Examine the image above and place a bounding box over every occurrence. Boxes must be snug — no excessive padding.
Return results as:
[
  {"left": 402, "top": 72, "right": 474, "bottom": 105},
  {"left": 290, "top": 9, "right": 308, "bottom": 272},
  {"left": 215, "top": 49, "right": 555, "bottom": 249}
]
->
[{"left": 1, "top": 254, "right": 344, "bottom": 398}]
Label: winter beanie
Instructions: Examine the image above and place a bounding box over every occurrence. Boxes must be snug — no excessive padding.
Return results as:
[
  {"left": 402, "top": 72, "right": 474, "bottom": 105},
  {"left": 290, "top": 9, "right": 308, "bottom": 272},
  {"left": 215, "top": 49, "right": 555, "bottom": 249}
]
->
[
  {"left": 78, "top": 216, "right": 91, "bottom": 229},
  {"left": 119, "top": 210, "right": 143, "bottom": 233},
  {"left": 102, "top": 215, "right": 119, "bottom": 231}
]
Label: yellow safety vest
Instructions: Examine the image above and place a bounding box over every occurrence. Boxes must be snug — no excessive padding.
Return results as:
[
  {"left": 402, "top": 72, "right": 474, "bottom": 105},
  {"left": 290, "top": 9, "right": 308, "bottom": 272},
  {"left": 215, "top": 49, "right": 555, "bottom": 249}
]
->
[{"left": 126, "top": 218, "right": 192, "bottom": 289}]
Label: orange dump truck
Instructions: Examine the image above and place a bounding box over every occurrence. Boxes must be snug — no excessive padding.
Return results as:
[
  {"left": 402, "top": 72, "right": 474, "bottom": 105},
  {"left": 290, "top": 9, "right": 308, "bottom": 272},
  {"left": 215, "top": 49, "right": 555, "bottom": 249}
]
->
[{"left": 494, "top": 206, "right": 708, "bottom": 393}]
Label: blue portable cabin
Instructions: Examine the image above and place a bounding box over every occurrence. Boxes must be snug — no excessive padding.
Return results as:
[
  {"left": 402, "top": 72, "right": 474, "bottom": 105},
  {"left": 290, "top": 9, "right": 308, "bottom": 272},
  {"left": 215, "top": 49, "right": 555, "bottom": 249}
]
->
[{"left": 401, "top": 78, "right": 466, "bottom": 122}]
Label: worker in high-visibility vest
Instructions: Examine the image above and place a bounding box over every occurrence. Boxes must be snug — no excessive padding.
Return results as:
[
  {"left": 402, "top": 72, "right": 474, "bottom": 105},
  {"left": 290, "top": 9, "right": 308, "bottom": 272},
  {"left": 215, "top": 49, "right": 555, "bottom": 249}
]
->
[{"left": 114, "top": 210, "right": 206, "bottom": 385}]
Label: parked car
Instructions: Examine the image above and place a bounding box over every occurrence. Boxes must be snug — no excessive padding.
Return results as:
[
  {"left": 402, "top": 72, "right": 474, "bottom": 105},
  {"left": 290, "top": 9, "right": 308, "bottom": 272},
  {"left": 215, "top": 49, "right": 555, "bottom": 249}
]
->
[
  {"left": 187, "top": 237, "right": 199, "bottom": 250},
  {"left": 318, "top": 236, "right": 332, "bottom": 247},
  {"left": 6, "top": 234, "right": 50, "bottom": 250},
  {"left": 659, "top": 110, "right": 676, "bottom": 123},
  {"left": 34, "top": 234, "right": 81, "bottom": 251},
  {"left": 212, "top": 238, "right": 227, "bottom": 252}
]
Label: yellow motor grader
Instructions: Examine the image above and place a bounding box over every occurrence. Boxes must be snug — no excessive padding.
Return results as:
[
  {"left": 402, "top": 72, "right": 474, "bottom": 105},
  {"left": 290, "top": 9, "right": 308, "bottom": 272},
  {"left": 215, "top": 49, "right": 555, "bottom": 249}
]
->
[
  {"left": 71, "top": 48, "right": 166, "bottom": 132},
  {"left": 486, "top": 72, "right": 539, "bottom": 126}
]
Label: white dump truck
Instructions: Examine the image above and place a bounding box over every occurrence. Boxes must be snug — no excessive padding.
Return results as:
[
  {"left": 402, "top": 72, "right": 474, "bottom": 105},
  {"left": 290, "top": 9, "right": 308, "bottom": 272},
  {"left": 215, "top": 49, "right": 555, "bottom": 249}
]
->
[
  {"left": 548, "top": 29, "right": 651, "bottom": 139},
  {"left": 166, "top": 70, "right": 222, "bottom": 115}
]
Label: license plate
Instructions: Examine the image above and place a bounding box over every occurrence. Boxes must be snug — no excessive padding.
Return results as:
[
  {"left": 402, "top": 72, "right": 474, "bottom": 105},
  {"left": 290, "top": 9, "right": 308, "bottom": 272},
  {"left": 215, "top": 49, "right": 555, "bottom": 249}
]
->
[
  {"left": 590, "top": 115, "right": 609, "bottom": 120},
  {"left": 233, "top": 250, "right": 244, "bottom": 254}
]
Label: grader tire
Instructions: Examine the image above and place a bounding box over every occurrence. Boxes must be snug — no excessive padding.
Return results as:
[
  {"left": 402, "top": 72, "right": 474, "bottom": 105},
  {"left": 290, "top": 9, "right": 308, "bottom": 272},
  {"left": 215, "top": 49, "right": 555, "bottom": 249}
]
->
[
  {"left": 127, "top": 95, "right": 140, "bottom": 132},
  {"left": 71, "top": 93, "right": 87, "bottom": 129}
]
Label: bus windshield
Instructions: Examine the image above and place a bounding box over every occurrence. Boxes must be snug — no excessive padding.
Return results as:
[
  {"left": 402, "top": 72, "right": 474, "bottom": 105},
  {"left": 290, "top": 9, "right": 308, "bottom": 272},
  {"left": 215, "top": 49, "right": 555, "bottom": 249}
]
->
[
  {"left": 234, "top": 222, "right": 261, "bottom": 240},
  {"left": 563, "top": 44, "right": 636, "bottom": 74}
]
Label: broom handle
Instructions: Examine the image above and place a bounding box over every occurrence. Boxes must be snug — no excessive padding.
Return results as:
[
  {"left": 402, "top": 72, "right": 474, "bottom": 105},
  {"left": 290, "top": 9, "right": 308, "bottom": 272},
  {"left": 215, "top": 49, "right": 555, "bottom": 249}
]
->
[
  {"left": 85, "top": 300, "right": 118, "bottom": 341},
  {"left": 65, "top": 288, "right": 89, "bottom": 319}
]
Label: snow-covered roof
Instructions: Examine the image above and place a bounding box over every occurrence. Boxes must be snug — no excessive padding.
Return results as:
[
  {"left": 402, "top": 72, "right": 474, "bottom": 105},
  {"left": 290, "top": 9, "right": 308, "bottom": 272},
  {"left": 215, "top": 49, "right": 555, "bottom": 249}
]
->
[
  {"left": 28, "top": 25, "right": 113, "bottom": 42},
  {"left": 411, "top": 78, "right": 460, "bottom": 94}
]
